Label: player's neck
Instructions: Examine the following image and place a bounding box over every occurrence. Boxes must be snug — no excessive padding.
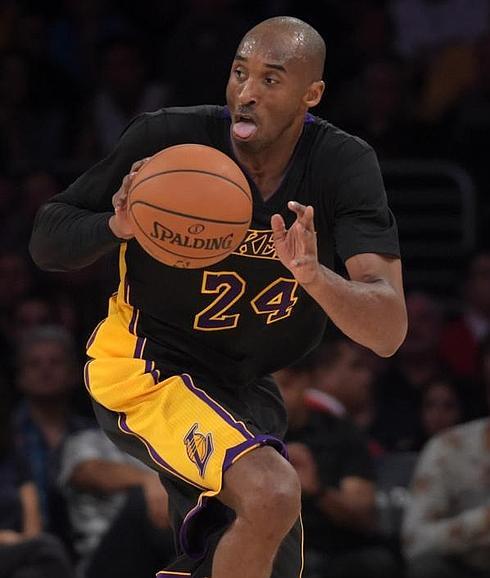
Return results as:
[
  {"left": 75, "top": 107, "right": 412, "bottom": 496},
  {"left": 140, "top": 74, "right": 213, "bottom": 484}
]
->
[{"left": 233, "top": 121, "right": 304, "bottom": 201}]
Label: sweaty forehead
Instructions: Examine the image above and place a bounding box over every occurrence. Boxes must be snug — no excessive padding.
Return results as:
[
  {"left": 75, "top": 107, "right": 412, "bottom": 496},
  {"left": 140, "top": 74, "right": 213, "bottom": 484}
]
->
[{"left": 236, "top": 30, "right": 309, "bottom": 67}]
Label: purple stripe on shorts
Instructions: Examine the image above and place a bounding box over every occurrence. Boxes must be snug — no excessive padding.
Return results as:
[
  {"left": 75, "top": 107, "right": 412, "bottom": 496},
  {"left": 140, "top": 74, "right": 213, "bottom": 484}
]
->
[
  {"left": 124, "top": 276, "right": 130, "bottom": 303},
  {"left": 86, "top": 320, "right": 103, "bottom": 349},
  {"left": 223, "top": 434, "right": 288, "bottom": 472},
  {"left": 150, "top": 368, "right": 160, "bottom": 385},
  {"left": 179, "top": 497, "right": 211, "bottom": 560},
  {"left": 180, "top": 374, "right": 252, "bottom": 439},
  {"left": 128, "top": 308, "right": 137, "bottom": 335},
  {"left": 134, "top": 336, "right": 145, "bottom": 359},
  {"left": 118, "top": 413, "right": 206, "bottom": 490},
  {"left": 83, "top": 362, "right": 91, "bottom": 391},
  {"left": 143, "top": 359, "right": 160, "bottom": 385},
  {"left": 179, "top": 434, "right": 288, "bottom": 560}
]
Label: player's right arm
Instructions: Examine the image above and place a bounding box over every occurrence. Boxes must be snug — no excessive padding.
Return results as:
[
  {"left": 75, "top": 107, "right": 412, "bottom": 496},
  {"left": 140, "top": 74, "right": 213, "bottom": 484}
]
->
[{"left": 29, "top": 114, "right": 152, "bottom": 272}]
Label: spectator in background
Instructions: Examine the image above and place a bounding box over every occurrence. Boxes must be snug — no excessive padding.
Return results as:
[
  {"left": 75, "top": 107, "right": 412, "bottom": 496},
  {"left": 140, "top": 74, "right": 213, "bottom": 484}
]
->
[
  {"left": 391, "top": 0, "right": 489, "bottom": 60},
  {"left": 0, "top": 51, "right": 68, "bottom": 172},
  {"left": 412, "top": 376, "right": 466, "bottom": 451},
  {"left": 440, "top": 251, "right": 490, "bottom": 380},
  {"left": 0, "top": 251, "right": 32, "bottom": 326},
  {"left": 10, "top": 293, "right": 57, "bottom": 347},
  {"left": 390, "top": 0, "right": 488, "bottom": 155},
  {"left": 77, "top": 35, "right": 170, "bottom": 160},
  {"left": 49, "top": 0, "right": 129, "bottom": 86},
  {"left": 161, "top": 0, "right": 252, "bottom": 106},
  {"left": 20, "top": 170, "right": 61, "bottom": 235},
  {"left": 0, "top": 175, "right": 24, "bottom": 250},
  {"left": 453, "top": 34, "right": 490, "bottom": 235},
  {"left": 475, "top": 335, "right": 490, "bottom": 416},
  {"left": 371, "top": 291, "right": 446, "bottom": 451},
  {"left": 330, "top": 58, "right": 416, "bottom": 159},
  {"left": 0, "top": 399, "right": 75, "bottom": 578},
  {"left": 13, "top": 325, "right": 93, "bottom": 545},
  {"left": 402, "top": 384, "right": 490, "bottom": 578},
  {"left": 59, "top": 427, "right": 174, "bottom": 577},
  {"left": 0, "top": 251, "right": 33, "bottom": 383},
  {"left": 307, "top": 336, "right": 375, "bottom": 433},
  {"left": 275, "top": 362, "right": 400, "bottom": 578}
]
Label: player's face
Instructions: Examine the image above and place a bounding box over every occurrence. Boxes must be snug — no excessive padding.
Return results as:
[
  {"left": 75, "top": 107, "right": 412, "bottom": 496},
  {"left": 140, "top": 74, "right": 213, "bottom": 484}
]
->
[{"left": 226, "top": 40, "right": 318, "bottom": 151}]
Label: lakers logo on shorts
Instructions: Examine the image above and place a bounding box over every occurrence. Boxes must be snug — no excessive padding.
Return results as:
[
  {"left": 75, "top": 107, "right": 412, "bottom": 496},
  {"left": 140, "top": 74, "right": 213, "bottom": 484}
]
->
[{"left": 184, "top": 423, "right": 214, "bottom": 477}]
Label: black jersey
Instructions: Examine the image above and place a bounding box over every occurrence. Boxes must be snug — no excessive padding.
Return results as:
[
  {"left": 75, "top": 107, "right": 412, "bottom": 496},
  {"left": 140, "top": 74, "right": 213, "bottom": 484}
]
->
[{"left": 30, "top": 105, "right": 399, "bottom": 386}]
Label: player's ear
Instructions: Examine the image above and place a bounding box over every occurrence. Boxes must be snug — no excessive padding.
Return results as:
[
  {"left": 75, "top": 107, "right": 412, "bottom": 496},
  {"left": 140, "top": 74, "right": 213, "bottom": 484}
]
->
[{"left": 304, "top": 80, "right": 325, "bottom": 109}]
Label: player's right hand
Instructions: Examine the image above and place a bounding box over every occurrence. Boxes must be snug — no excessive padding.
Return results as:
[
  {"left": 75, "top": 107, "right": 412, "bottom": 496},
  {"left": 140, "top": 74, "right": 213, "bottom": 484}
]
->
[{"left": 109, "top": 158, "right": 150, "bottom": 240}]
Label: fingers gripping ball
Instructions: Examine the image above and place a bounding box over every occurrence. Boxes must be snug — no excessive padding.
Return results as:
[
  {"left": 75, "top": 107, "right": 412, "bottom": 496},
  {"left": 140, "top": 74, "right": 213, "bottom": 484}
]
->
[{"left": 128, "top": 144, "right": 252, "bottom": 268}]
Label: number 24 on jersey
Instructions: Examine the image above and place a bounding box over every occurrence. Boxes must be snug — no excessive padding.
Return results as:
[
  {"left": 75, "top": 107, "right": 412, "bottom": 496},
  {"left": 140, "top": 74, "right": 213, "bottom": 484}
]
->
[{"left": 194, "top": 271, "right": 299, "bottom": 331}]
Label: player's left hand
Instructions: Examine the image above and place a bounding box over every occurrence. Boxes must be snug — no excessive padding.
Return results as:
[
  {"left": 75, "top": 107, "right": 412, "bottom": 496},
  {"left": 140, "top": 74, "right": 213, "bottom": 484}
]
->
[{"left": 271, "top": 201, "right": 320, "bottom": 285}]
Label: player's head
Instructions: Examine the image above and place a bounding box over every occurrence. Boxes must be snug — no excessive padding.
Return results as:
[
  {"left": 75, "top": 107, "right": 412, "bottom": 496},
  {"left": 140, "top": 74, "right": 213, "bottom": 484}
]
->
[{"left": 226, "top": 16, "right": 325, "bottom": 152}]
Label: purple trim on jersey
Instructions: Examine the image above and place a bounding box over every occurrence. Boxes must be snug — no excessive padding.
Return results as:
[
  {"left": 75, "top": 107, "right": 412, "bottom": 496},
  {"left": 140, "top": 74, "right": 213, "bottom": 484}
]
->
[
  {"left": 180, "top": 373, "right": 252, "bottom": 439},
  {"left": 134, "top": 336, "right": 145, "bottom": 359},
  {"left": 118, "top": 413, "right": 207, "bottom": 490},
  {"left": 124, "top": 276, "right": 130, "bottom": 303},
  {"left": 223, "top": 434, "right": 287, "bottom": 471},
  {"left": 156, "top": 572, "right": 191, "bottom": 577},
  {"left": 128, "top": 308, "right": 137, "bottom": 335}
]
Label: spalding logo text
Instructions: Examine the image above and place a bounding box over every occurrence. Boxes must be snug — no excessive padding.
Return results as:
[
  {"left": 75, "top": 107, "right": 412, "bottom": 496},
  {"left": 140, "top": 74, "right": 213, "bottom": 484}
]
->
[{"left": 150, "top": 222, "right": 234, "bottom": 251}]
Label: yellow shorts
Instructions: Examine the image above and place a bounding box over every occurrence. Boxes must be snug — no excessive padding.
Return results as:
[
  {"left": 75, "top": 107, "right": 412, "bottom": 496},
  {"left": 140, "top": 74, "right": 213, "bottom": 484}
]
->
[{"left": 84, "top": 289, "right": 291, "bottom": 565}]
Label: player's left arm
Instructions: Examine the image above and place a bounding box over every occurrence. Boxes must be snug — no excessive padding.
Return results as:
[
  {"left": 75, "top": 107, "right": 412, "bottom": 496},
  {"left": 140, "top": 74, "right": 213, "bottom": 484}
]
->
[{"left": 271, "top": 201, "right": 407, "bottom": 357}]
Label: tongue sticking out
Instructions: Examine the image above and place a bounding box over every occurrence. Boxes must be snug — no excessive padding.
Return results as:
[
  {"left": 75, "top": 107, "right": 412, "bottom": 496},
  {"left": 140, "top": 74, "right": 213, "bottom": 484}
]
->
[{"left": 233, "top": 121, "right": 257, "bottom": 139}]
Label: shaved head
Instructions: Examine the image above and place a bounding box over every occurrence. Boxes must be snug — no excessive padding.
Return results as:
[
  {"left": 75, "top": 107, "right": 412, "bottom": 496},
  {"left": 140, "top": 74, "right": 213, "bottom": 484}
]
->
[{"left": 237, "top": 16, "right": 326, "bottom": 82}]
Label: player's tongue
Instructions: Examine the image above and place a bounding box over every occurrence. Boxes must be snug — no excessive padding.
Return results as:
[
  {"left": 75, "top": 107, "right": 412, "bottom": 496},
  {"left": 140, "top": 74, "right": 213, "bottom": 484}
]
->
[{"left": 233, "top": 121, "right": 257, "bottom": 139}]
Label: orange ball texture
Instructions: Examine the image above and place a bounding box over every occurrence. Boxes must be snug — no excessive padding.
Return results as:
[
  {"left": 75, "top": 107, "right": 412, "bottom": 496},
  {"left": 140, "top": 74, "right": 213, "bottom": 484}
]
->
[{"left": 128, "top": 144, "right": 252, "bottom": 268}]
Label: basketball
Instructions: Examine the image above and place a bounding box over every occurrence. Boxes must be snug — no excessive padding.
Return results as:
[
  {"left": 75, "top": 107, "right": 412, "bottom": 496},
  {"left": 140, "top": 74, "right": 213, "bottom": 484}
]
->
[{"left": 127, "top": 144, "right": 252, "bottom": 268}]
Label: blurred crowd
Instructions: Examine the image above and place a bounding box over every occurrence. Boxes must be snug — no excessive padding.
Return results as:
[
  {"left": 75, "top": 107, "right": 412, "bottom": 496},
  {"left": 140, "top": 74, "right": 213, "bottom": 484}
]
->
[{"left": 2, "top": 0, "right": 490, "bottom": 577}]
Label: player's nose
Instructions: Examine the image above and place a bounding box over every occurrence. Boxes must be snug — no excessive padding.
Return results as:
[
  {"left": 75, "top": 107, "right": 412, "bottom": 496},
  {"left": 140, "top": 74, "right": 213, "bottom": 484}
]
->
[{"left": 237, "top": 78, "right": 258, "bottom": 106}]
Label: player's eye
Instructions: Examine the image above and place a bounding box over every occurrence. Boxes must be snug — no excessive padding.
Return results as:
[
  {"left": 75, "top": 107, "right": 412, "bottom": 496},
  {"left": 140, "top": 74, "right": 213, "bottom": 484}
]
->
[
  {"left": 234, "top": 68, "right": 245, "bottom": 80},
  {"left": 265, "top": 77, "right": 278, "bottom": 85}
]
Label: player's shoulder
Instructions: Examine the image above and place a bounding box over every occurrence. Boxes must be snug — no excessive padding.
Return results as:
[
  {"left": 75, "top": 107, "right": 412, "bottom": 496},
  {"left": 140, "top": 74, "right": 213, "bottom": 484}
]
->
[
  {"left": 144, "top": 105, "right": 225, "bottom": 128},
  {"left": 139, "top": 105, "right": 226, "bottom": 144},
  {"left": 306, "top": 113, "right": 376, "bottom": 165}
]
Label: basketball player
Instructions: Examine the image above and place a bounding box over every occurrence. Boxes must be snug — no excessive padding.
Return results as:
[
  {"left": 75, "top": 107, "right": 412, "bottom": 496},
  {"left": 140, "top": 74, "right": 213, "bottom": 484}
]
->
[{"left": 30, "top": 16, "right": 407, "bottom": 578}]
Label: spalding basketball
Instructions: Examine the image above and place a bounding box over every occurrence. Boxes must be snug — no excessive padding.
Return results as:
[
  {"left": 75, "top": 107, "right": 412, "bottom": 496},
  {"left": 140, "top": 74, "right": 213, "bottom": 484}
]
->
[{"left": 127, "top": 144, "right": 252, "bottom": 268}]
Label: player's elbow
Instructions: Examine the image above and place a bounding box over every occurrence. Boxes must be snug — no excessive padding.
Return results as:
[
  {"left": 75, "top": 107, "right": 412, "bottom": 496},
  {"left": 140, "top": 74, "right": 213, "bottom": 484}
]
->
[
  {"left": 374, "top": 314, "right": 408, "bottom": 358},
  {"left": 29, "top": 237, "right": 71, "bottom": 272}
]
